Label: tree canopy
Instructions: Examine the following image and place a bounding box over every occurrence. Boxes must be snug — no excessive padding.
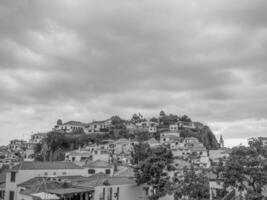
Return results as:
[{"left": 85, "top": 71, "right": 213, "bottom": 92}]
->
[
  {"left": 133, "top": 145, "right": 173, "bottom": 200},
  {"left": 218, "top": 145, "right": 267, "bottom": 199}
]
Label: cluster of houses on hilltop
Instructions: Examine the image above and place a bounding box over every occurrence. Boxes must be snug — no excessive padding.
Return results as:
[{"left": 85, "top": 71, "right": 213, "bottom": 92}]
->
[
  {"left": 52, "top": 116, "right": 204, "bottom": 135},
  {"left": 0, "top": 133, "right": 48, "bottom": 168},
  {"left": 2, "top": 115, "right": 266, "bottom": 200}
]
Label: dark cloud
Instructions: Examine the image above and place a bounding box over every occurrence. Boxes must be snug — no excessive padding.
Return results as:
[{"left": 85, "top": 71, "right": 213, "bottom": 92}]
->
[{"left": 0, "top": 0, "right": 267, "bottom": 145}]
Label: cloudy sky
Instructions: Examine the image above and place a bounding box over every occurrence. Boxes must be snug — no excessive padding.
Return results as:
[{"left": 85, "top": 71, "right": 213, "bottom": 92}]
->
[{"left": 0, "top": 0, "right": 267, "bottom": 146}]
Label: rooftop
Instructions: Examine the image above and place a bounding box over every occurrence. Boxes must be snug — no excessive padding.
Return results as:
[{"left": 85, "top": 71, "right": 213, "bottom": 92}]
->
[
  {"left": 84, "top": 160, "right": 113, "bottom": 168},
  {"left": 75, "top": 174, "right": 136, "bottom": 187},
  {"left": 12, "top": 161, "right": 82, "bottom": 171},
  {"left": 18, "top": 177, "right": 65, "bottom": 195},
  {"left": 145, "top": 138, "right": 160, "bottom": 144}
]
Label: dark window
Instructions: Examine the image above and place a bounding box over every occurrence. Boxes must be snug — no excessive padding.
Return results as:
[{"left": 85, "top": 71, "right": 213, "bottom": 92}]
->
[
  {"left": 102, "top": 188, "right": 105, "bottom": 199},
  {"left": 9, "top": 191, "right": 14, "bottom": 200},
  {"left": 88, "top": 169, "right": 95, "bottom": 174},
  {"left": 105, "top": 169, "right": 111, "bottom": 175},
  {"left": 109, "top": 187, "right": 113, "bottom": 200},
  {"left": 116, "top": 187, "right": 120, "bottom": 200},
  {"left": 10, "top": 172, "right": 16, "bottom": 182}
]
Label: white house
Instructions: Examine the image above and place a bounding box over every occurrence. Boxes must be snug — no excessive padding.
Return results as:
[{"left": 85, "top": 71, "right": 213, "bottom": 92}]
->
[
  {"left": 29, "top": 133, "right": 47, "bottom": 144},
  {"left": 85, "top": 118, "right": 112, "bottom": 134},
  {"left": 169, "top": 124, "right": 179, "bottom": 132},
  {"left": 4, "top": 161, "right": 85, "bottom": 200},
  {"left": 83, "top": 160, "right": 114, "bottom": 176},
  {"left": 136, "top": 121, "right": 158, "bottom": 133},
  {"left": 54, "top": 121, "right": 86, "bottom": 133},
  {"left": 209, "top": 148, "right": 230, "bottom": 163},
  {"left": 160, "top": 132, "right": 180, "bottom": 144},
  {"left": 144, "top": 138, "right": 161, "bottom": 148}
]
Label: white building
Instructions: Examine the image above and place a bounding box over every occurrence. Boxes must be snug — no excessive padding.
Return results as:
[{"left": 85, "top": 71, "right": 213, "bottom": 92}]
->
[
  {"left": 209, "top": 148, "right": 230, "bottom": 163},
  {"left": 85, "top": 118, "right": 112, "bottom": 134},
  {"left": 144, "top": 138, "right": 161, "bottom": 148},
  {"left": 169, "top": 124, "right": 179, "bottom": 132},
  {"left": 4, "top": 161, "right": 86, "bottom": 200},
  {"left": 29, "top": 133, "right": 47, "bottom": 144},
  {"left": 54, "top": 121, "right": 86, "bottom": 133},
  {"left": 84, "top": 160, "right": 114, "bottom": 176},
  {"left": 136, "top": 121, "right": 158, "bottom": 133},
  {"left": 160, "top": 132, "right": 180, "bottom": 144}
]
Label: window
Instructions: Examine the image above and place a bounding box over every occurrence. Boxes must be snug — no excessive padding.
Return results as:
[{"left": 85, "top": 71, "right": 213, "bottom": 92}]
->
[
  {"left": 44, "top": 172, "right": 48, "bottom": 176},
  {"left": 9, "top": 191, "right": 14, "bottom": 200},
  {"left": 115, "top": 187, "right": 120, "bottom": 200},
  {"left": 105, "top": 169, "right": 111, "bottom": 175},
  {"left": 10, "top": 172, "right": 16, "bottom": 182},
  {"left": 62, "top": 172, "right": 67, "bottom": 175},
  {"left": 101, "top": 188, "right": 105, "bottom": 200},
  {"left": 88, "top": 169, "right": 95, "bottom": 174},
  {"left": 53, "top": 172, "right": 57, "bottom": 175},
  {"left": 108, "top": 187, "right": 113, "bottom": 200}
]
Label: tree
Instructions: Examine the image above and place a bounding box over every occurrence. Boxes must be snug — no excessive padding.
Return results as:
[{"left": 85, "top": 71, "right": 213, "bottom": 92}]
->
[
  {"left": 159, "top": 110, "right": 166, "bottom": 118},
  {"left": 220, "top": 146, "right": 267, "bottom": 199},
  {"left": 57, "top": 119, "right": 63, "bottom": 125},
  {"left": 173, "top": 166, "right": 209, "bottom": 200},
  {"left": 131, "top": 143, "right": 151, "bottom": 165},
  {"left": 131, "top": 113, "right": 146, "bottom": 123},
  {"left": 135, "top": 131, "right": 151, "bottom": 142},
  {"left": 249, "top": 137, "right": 267, "bottom": 157},
  {"left": 134, "top": 146, "right": 173, "bottom": 200},
  {"left": 150, "top": 117, "right": 159, "bottom": 123},
  {"left": 179, "top": 115, "right": 192, "bottom": 122},
  {"left": 135, "top": 156, "right": 171, "bottom": 200},
  {"left": 42, "top": 131, "right": 66, "bottom": 161},
  {"left": 111, "top": 116, "right": 125, "bottom": 129}
]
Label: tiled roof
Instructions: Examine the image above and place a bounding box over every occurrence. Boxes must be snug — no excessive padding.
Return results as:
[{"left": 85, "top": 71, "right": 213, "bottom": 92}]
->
[
  {"left": 18, "top": 177, "right": 64, "bottom": 195},
  {"left": 114, "top": 167, "right": 135, "bottom": 177},
  {"left": 84, "top": 160, "right": 113, "bottom": 168},
  {"left": 75, "top": 175, "right": 136, "bottom": 187},
  {"left": 12, "top": 161, "right": 82, "bottom": 170}
]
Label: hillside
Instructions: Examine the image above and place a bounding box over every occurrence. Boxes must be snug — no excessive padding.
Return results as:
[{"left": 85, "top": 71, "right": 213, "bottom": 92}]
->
[{"left": 180, "top": 126, "right": 220, "bottom": 150}]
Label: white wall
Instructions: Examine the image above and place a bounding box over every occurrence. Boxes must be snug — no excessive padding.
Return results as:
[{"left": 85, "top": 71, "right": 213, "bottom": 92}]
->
[
  {"left": 85, "top": 167, "right": 114, "bottom": 176},
  {"left": 94, "top": 184, "right": 147, "bottom": 200}
]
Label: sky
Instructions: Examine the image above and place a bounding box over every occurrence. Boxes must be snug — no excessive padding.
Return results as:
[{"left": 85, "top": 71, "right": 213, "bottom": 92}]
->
[{"left": 0, "top": 0, "right": 267, "bottom": 146}]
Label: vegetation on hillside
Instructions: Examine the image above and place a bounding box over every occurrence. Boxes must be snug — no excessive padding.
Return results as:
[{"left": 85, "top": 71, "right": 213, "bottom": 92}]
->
[{"left": 215, "top": 138, "right": 267, "bottom": 199}]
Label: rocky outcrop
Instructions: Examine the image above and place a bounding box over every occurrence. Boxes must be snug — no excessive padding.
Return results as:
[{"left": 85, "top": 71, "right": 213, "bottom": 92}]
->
[{"left": 180, "top": 126, "right": 220, "bottom": 150}]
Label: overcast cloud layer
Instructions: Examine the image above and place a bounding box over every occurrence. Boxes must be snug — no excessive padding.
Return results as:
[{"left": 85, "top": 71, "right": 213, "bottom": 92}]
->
[{"left": 0, "top": 0, "right": 267, "bottom": 146}]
